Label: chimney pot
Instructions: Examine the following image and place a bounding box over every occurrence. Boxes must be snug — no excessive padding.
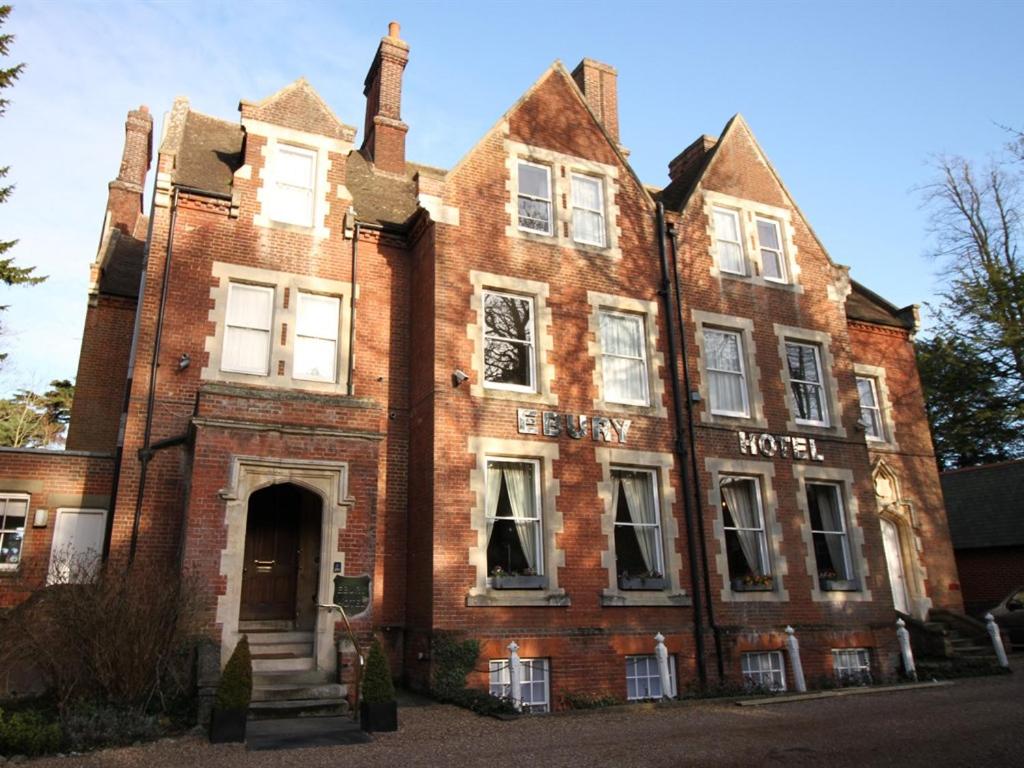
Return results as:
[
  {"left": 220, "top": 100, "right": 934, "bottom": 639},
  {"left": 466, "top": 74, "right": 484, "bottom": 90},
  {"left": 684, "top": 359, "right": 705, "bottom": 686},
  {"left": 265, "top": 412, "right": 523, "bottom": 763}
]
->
[
  {"left": 388, "top": 21, "right": 400, "bottom": 39},
  {"left": 361, "top": 24, "right": 410, "bottom": 174}
]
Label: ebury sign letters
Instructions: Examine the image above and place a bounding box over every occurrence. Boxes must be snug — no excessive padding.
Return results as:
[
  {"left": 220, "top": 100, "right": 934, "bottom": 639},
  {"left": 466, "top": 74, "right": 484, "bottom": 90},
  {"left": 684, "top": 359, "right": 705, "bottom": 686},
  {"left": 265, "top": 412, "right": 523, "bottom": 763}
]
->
[
  {"left": 738, "top": 431, "right": 825, "bottom": 461},
  {"left": 517, "top": 408, "right": 632, "bottom": 443}
]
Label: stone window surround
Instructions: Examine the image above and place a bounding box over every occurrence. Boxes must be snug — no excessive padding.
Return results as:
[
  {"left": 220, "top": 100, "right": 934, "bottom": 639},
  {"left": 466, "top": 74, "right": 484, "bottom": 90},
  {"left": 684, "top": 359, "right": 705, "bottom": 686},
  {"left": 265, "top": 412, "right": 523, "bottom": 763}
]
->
[
  {"left": 854, "top": 364, "right": 900, "bottom": 451},
  {"left": 467, "top": 270, "right": 558, "bottom": 406},
  {"left": 773, "top": 323, "right": 846, "bottom": 437},
  {"left": 0, "top": 492, "right": 30, "bottom": 573},
  {"left": 466, "top": 437, "right": 567, "bottom": 607},
  {"left": 596, "top": 447, "right": 690, "bottom": 607},
  {"left": 692, "top": 311, "right": 767, "bottom": 429},
  {"left": 587, "top": 291, "right": 668, "bottom": 418},
  {"left": 242, "top": 117, "right": 354, "bottom": 240},
  {"left": 215, "top": 455, "right": 355, "bottom": 672},
  {"left": 202, "top": 261, "right": 353, "bottom": 394},
  {"left": 702, "top": 190, "right": 802, "bottom": 292},
  {"left": 792, "top": 465, "right": 873, "bottom": 604},
  {"left": 504, "top": 138, "right": 623, "bottom": 260},
  {"left": 705, "top": 457, "right": 790, "bottom": 603}
]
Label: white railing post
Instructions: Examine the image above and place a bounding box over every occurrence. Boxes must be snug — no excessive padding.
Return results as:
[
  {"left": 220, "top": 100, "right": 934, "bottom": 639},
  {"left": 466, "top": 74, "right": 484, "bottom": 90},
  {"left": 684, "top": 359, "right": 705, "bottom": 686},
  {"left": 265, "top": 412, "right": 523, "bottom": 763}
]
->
[
  {"left": 896, "top": 618, "right": 917, "bottom": 681},
  {"left": 507, "top": 641, "right": 522, "bottom": 711},
  {"left": 654, "top": 632, "right": 672, "bottom": 700},
  {"left": 985, "top": 613, "right": 1010, "bottom": 669},
  {"left": 784, "top": 625, "right": 807, "bottom": 692}
]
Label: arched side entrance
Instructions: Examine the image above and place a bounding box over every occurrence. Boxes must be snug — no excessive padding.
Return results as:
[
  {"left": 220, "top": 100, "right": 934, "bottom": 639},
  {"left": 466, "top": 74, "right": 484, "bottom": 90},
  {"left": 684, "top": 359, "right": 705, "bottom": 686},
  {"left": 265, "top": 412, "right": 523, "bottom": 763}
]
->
[
  {"left": 873, "top": 460, "right": 932, "bottom": 620},
  {"left": 215, "top": 457, "right": 355, "bottom": 672}
]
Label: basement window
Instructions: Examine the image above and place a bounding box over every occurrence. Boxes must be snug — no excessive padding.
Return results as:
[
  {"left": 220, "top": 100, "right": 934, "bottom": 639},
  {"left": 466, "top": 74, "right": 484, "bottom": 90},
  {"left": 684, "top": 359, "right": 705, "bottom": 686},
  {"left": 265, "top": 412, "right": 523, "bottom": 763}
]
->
[
  {"left": 626, "top": 655, "right": 677, "bottom": 700},
  {"left": 832, "top": 648, "right": 871, "bottom": 685},
  {"left": 489, "top": 658, "right": 550, "bottom": 712},
  {"left": 741, "top": 651, "right": 786, "bottom": 692}
]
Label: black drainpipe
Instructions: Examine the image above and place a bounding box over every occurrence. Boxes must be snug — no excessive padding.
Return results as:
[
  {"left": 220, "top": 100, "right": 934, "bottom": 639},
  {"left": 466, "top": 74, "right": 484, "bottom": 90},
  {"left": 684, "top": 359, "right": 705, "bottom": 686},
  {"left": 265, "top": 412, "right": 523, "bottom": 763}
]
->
[
  {"left": 667, "top": 220, "right": 725, "bottom": 683},
  {"left": 655, "top": 202, "right": 707, "bottom": 689}
]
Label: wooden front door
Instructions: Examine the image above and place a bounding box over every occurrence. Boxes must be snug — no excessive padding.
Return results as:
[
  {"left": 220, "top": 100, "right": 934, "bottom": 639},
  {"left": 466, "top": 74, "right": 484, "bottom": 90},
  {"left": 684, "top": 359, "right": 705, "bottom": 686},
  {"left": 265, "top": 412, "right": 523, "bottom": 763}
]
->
[{"left": 240, "top": 485, "right": 301, "bottom": 621}]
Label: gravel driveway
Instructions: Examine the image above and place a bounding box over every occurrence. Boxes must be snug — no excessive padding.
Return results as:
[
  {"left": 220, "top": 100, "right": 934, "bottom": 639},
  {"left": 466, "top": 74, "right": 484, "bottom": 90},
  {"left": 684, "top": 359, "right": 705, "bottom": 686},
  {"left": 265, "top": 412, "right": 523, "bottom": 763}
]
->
[{"left": 19, "top": 672, "right": 1024, "bottom": 768}]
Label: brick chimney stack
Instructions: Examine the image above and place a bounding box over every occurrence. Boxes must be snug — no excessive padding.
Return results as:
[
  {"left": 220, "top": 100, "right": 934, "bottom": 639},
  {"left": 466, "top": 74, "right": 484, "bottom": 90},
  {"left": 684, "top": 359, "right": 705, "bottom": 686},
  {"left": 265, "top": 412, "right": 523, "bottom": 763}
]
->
[
  {"left": 571, "top": 59, "right": 619, "bottom": 144},
  {"left": 361, "top": 21, "right": 410, "bottom": 175},
  {"left": 107, "top": 105, "right": 153, "bottom": 234},
  {"left": 668, "top": 135, "right": 717, "bottom": 182}
]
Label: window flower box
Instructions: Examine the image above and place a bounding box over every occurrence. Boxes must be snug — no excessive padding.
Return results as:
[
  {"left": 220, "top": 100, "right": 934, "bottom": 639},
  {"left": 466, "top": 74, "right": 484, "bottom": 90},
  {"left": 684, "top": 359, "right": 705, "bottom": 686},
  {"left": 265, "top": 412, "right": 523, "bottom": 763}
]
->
[
  {"left": 618, "top": 575, "right": 668, "bottom": 591},
  {"left": 820, "top": 578, "right": 859, "bottom": 592},
  {"left": 731, "top": 576, "right": 774, "bottom": 592},
  {"left": 491, "top": 574, "right": 547, "bottom": 590}
]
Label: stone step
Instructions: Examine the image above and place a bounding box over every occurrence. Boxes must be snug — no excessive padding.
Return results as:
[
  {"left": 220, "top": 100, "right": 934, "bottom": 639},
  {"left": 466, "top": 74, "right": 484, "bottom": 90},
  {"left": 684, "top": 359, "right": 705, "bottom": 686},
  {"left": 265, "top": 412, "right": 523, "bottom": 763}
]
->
[
  {"left": 253, "top": 655, "right": 315, "bottom": 673},
  {"left": 253, "top": 683, "right": 347, "bottom": 703},
  {"left": 249, "top": 698, "right": 349, "bottom": 720},
  {"left": 246, "top": 631, "right": 314, "bottom": 645},
  {"left": 254, "top": 669, "right": 335, "bottom": 687},
  {"left": 251, "top": 643, "right": 315, "bottom": 657},
  {"left": 954, "top": 646, "right": 998, "bottom": 657},
  {"left": 239, "top": 620, "right": 294, "bottom": 632}
]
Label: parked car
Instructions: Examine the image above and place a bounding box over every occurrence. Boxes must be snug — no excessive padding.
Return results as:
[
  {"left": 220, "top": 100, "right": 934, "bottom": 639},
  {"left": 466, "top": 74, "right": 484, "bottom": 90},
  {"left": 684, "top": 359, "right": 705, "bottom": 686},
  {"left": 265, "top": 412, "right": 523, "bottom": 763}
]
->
[{"left": 988, "top": 586, "right": 1024, "bottom": 650}]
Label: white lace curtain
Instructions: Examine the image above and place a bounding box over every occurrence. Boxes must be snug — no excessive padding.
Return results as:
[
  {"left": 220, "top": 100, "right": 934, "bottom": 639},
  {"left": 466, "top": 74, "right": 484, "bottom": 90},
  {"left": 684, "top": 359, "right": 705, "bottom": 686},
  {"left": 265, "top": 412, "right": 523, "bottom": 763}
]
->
[{"left": 486, "top": 463, "right": 538, "bottom": 570}]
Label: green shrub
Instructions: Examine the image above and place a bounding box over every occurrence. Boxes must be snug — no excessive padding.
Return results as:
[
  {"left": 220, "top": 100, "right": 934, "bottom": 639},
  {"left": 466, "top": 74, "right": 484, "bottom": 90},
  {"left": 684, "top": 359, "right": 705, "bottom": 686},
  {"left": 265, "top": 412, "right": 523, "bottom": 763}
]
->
[
  {"left": 562, "top": 691, "right": 621, "bottom": 709},
  {"left": 430, "top": 633, "right": 480, "bottom": 697},
  {"left": 361, "top": 639, "right": 396, "bottom": 704},
  {"left": 61, "top": 702, "right": 160, "bottom": 751},
  {"left": 215, "top": 636, "right": 252, "bottom": 711},
  {"left": 0, "top": 707, "right": 62, "bottom": 756},
  {"left": 445, "top": 688, "right": 517, "bottom": 716}
]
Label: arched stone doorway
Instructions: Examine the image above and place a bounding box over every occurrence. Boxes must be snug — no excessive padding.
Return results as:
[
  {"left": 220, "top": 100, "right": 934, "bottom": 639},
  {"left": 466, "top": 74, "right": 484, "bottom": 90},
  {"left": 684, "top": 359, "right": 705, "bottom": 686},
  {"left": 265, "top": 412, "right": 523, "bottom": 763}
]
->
[
  {"left": 239, "top": 483, "right": 322, "bottom": 629},
  {"left": 873, "top": 460, "right": 931, "bottom": 619}
]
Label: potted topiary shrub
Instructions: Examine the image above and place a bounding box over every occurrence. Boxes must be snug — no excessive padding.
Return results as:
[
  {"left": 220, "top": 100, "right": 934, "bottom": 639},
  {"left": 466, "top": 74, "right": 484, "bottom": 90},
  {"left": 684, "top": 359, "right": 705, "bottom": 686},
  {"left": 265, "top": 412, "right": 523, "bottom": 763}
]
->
[
  {"left": 360, "top": 638, "right": 398, "bottom": 732},
  {"left": 209, "top": 635, "right": 252, "bottom": 744}
]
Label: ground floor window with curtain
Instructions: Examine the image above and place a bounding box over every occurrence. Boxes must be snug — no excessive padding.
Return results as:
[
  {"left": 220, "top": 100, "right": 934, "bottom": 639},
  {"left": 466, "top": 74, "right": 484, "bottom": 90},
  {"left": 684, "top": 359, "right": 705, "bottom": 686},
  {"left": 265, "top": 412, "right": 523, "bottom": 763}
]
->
[
  {"left": 626, "top": 655, "right": 677, "bottom": 700},
  {"left": 832, "top": 649, "right": 871, "bottom": 685},
  {"left": 489, "top": 658, "right": 550, "bottom": 712},
  {"left": 719, "top": 476, "right": 771, "bottom": 587},
  {"left": 806, "top": 482, "right": 854, "bottom": 587},
  {"left": 741, "top": 651, "right": 786, "bottom": 691},
  {"left": 612, "top": 468, "right": 664, "bottom": 579},
  {"left": 485, "top": 458, "right": 543, "bottom": 577}
]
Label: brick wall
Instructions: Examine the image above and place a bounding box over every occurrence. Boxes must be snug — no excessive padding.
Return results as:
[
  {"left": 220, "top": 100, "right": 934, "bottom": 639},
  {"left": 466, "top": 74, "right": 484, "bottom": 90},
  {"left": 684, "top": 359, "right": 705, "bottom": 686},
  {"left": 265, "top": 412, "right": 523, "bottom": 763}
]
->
[{"left": 955, "top": 546, "right": 1024, "bottom": 616}]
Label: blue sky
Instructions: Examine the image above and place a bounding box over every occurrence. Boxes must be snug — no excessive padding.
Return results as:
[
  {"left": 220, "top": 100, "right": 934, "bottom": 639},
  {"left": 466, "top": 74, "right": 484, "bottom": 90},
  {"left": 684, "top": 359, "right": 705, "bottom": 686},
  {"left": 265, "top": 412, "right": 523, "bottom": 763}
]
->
[{"left": 0, "top": 0, "right": 1021, "bottom": 395}]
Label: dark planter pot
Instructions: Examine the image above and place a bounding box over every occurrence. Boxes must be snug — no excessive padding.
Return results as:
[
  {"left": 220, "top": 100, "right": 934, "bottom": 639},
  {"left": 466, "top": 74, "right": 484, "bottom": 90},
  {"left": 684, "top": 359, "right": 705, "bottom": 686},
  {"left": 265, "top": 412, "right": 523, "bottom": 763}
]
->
[
  {"left": 360, "top": 700, "right": 398, "bottom": 732},
  {"left": 209, "top": 707, "right": 247, "bottom": 744},
  {"left": 731, "top": 578, "right": 774, "bottom": 592},
  {"left": 491, "top": 574, "right": 547, "bottom": 590},
  {"left": 619, "top": 576, "right": 668, "bottom": 591},
  {"left": 821, "top": 578, "right": 859, "bottom": 592}
]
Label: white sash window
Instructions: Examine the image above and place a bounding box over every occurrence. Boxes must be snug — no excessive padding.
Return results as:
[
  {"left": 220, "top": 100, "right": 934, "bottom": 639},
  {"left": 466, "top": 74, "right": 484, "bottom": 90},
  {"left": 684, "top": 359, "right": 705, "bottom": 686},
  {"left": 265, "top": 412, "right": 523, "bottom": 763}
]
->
[
  {"left": 222, "top": 283, "right": 274, "bottom": 375},
  {"left": 600, "top": 311, "right": 649, "bottom": 405},
  {"left": 294, "top": 292, "right": 341, "bottom": 383},
  {"left": 713, "top": 207, "right": 745, "bottom": 274},
  {"left": 572, "top": 173, "right": 606, "bottom": 247},
  {"left": 271, "top": 145, "right": 316, "bottom": 227},
  {"left": 705, "top": 329, "right": 749, "bottom": 416},
  {"left": 517, "top": 161, "right": 552, "bottom": 235}
]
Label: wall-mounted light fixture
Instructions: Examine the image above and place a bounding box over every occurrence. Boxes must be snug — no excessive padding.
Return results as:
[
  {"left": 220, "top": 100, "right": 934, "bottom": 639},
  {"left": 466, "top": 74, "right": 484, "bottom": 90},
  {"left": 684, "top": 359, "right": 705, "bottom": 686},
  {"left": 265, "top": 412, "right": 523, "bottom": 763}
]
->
[
  {"left": 178, "top": 353, "right": 191, "bottom": 371},
  {"left": 33, "top": 509, "right": 48, "bottom": 528},
  {"left": 689, "top": 390, "right": 702, "bottom": 403},
  {"left": 452, "top": 369, "right": 469, "bottom": 387}
]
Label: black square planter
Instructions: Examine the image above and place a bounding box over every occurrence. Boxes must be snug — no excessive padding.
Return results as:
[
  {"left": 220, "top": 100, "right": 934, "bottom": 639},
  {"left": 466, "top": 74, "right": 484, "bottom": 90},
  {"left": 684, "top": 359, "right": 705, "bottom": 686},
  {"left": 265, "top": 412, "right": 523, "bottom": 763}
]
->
[
  {"left": 491, "top": 574, "right": 547, "bottom": 590},
  {"left": 360, "top": 700, "right": 398, "bottom": 732},
  {"left": 209, "top": 707, "right": 247, "bottom": 743},
  {"left": 618, "top": 576, "right": 668, "bottom": 591}
]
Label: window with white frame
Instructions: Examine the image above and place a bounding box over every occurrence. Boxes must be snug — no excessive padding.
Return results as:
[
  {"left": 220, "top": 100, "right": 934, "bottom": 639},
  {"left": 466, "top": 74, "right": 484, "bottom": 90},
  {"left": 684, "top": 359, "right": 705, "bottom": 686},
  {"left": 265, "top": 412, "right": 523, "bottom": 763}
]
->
[
  {"left": 712, "top": 207, "right": 745, "bottom": 275},
  {"left": 599, "top": 311, "right": 649, "bottom": 406},
  {"left": 785, "top": 341, "right": 829, "bottom": 426},
  {"left": 832, "top": 648, "right": 871, "bottom": 685},
  {"left": 489, "top": 658, "right": 550, "bottom": 712},
  {"left": 222, "top": 283, "right": 274, "bottom": 375},
  {"left": 741, "top": 651, "right": 786, "bottom": 691},
  {"left": 485, "top": 459, "right": 543, "bottom": 578},
  {"left": 517, "top": 161, "right": 553, "bottom": 235},
  {"left": 756, "top": 217, "right": 786, "bottom": 282},
  {"left": 0, "top": 494, "right": 28, "bottom": 569},
  {"left": 270, "top": 145, "right": 316, "bottom": 227},
  {"left": 705, "top": 329, "right": 749, "bottom": 417},
  {"left": 483, "top": 290, "right": 536, "bottom": 391},
  {"left": 856, "top": 376, "right": 884, "bottom": 440},
  {"left": 294, "top": 292, "right": 341, "bottom": 382},
  {"left": 572, "top": 173, "right": 606, "bottom": 247},
  {"left": 720, "top": 477, "right": 771, "bottom": 586},
  {"left": 48, "top": 508, "right": 107, "bottom": 584},
  {"left": 626, "top": 655, "right": 677, "bottom": 700},
  {"left": 807, "top": 483, "right": 854, "bottom": 586},
  {"left": 612, "top": 468, "right": 664, "bottom": 581}
]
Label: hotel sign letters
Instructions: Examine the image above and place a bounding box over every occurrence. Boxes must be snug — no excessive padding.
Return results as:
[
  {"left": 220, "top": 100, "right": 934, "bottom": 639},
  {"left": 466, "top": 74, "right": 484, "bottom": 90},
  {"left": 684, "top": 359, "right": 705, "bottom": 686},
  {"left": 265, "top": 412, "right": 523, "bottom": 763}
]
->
[
  {"left": 738, "top": 431, "right": 825, "bottom": 461},
  {"left": 517, "top": 408, "right": 632, "bottom": 444}
]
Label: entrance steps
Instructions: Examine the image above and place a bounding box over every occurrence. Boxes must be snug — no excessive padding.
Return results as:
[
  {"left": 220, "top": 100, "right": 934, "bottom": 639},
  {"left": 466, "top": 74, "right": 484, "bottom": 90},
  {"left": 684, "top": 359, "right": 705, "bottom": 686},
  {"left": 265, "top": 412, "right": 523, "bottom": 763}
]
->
[
  {"left": 239, "top": 622, "right": 349, "bottom": 721},
  {"left": 908, "top": 609, "right": 1007, "bottom": 677}
]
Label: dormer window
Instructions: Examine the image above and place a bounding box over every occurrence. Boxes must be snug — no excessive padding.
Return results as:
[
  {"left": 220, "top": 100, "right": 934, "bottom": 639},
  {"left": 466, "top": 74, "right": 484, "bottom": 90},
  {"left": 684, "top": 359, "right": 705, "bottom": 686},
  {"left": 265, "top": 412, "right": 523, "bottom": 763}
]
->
[
  {"left": 571, "top": 173, "right": 606, "bottom": 247},
  {"left": 517, "top": 160, "right": 553, "bottom": 235},
  {"left": 271, "top": 145, "right": 316, "bottom": 227}
]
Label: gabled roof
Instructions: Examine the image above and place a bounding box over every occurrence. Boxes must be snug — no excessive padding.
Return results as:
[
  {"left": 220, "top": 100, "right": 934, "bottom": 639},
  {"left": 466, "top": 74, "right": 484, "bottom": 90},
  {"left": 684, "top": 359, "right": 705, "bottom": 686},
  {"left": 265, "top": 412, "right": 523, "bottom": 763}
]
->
[
  {"left": 175, "top": 110, "right": 244, "bottom": 198},
  {"left": 345, "top": 151, "right": 420, "bottom": 228},
  {"left": 942, "top": 459, "right": 1024, "bottom": 549},
  {"left": 239, "top": 78, "right": 356, "bottom": 142},
  {"left": 846, "top": 280, "right": 917, "bottom": 331}
]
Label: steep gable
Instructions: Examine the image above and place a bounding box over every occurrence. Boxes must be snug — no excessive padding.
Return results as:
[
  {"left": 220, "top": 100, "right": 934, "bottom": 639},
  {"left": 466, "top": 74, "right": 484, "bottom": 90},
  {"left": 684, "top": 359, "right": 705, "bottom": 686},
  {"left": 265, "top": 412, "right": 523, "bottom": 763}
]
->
[{"left": 239, "top": 78, "right": 356, "bottom": 141}]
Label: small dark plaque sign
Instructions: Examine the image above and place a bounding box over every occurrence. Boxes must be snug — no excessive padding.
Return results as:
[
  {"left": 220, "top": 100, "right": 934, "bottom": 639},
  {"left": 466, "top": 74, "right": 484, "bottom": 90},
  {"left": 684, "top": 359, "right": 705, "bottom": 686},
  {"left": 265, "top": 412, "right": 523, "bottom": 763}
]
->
[{"left": 333, "top": 574, "right": 371, "bottom": 616}]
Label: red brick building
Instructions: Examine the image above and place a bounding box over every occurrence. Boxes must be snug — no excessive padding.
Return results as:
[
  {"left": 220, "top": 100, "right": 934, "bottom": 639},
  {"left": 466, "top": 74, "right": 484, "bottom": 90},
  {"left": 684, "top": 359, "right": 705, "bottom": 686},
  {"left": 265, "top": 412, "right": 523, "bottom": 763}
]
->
[{"left": 0, "top": 24, "right": 964, "bottom": 708}]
